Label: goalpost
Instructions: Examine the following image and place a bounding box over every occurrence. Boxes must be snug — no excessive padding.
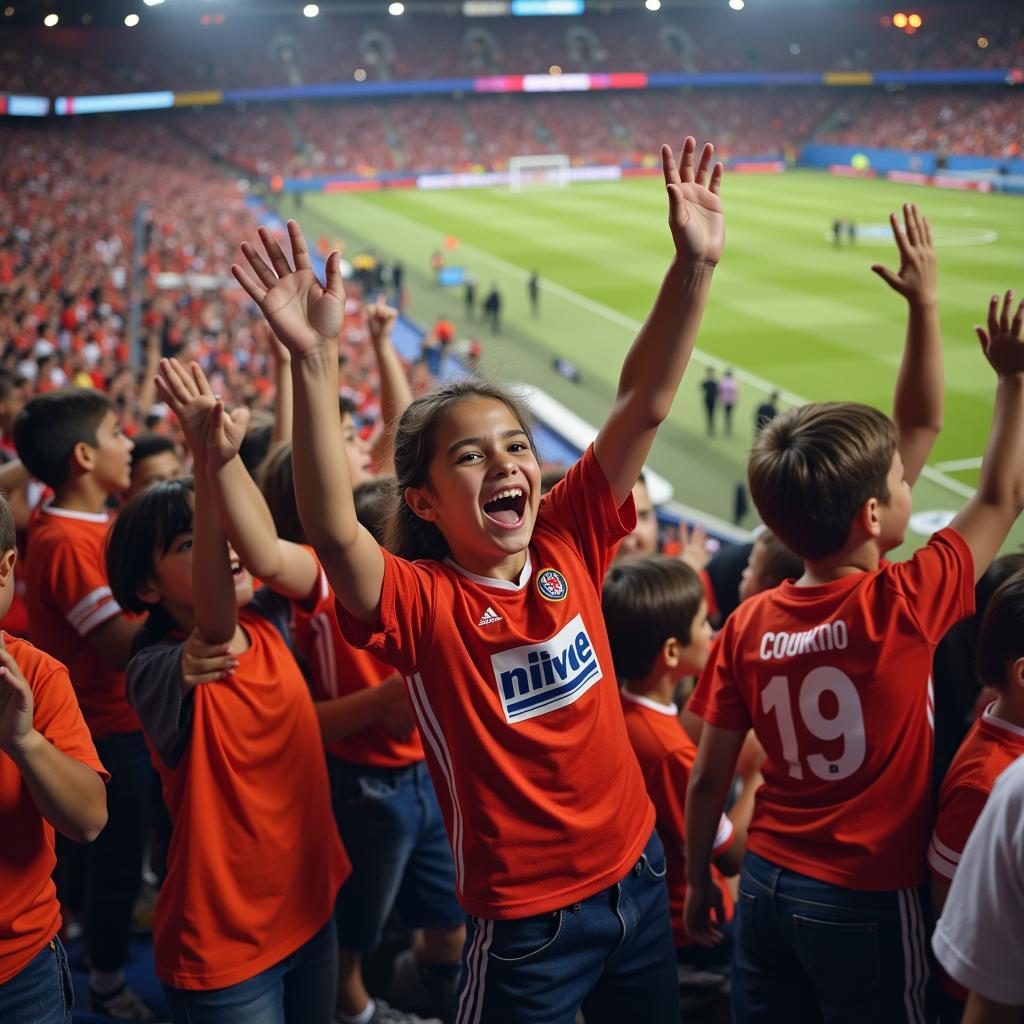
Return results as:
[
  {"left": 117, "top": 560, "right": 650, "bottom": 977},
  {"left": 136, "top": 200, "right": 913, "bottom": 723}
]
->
[{"left": 508, "top": 153, "right": 571, "bottom": 193}]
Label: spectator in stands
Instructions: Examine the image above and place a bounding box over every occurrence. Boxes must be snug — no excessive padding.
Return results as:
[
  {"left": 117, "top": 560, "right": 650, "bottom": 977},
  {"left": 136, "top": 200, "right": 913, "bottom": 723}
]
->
[
  {"left": 737, "top": 529, "right": 803, "bottom": 602},
  {"left": 127, "top": 434, "right": 184, "bottom": 500},
  {"left": 701, "top": 367, "right": 718, "bottom": 436}
]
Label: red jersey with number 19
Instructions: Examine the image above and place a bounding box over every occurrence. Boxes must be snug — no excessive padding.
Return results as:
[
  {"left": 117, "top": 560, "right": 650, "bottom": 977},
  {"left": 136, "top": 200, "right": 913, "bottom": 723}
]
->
[
  {"left": 336, "top": 446, "right": 656, "bottom": 919},
  {"left": 689, "top": 528, "right": 973, "bottom": 891}
]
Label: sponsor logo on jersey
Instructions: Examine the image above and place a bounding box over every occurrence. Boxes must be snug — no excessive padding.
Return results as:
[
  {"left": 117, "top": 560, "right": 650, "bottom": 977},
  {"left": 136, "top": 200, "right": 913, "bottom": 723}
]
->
[
  {"left": 478, "top": 606, "right": 502, "bottom": 626},
  {"left": 491, "top": 613, "right": 602, "bottom": 724},
  {"left": 535, "top": 567, "right": 568, "bottom": 602}
]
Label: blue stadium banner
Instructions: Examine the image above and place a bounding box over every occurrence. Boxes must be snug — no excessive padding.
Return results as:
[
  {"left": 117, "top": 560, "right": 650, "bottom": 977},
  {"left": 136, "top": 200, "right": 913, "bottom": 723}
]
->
[{"left": 511, "top": 0, "right": 584, "bottom": 14}]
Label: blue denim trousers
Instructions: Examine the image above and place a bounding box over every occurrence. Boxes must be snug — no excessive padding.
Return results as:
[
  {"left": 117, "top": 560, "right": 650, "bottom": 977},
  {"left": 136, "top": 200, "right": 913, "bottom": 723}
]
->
[
  {"left": 162, "top": 918, "right": 338, "bottom": 1024},
  {"left": 732, "top": 851, "right": 930, "bottom": 1023},
  {"left": 0, "top": 938, "right": 73, "bottom": 1024},
  {"left": 454, "top": 829, "right": 679, "bottom": 1024}
]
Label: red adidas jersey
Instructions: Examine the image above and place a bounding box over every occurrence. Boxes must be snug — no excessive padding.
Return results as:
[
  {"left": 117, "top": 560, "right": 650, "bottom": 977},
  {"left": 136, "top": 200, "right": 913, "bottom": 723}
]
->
[
  {"left": 620, "top": 689, "right": 734, "bottom": 948},
  {"left": 293, "top": 568, "right": 425, "bottom": 767},
  {"left": 25, "top": 506, "right": 139, "bottom": 738},
  {"left": 689, "top": 528, "right": 973, "bottom": 891},
  {"left": 337, "top": 446, "right": 656, "bottom": 919}
]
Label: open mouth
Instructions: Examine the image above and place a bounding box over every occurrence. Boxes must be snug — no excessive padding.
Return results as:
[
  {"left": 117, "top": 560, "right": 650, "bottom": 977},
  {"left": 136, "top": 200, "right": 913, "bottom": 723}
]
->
[
  {"left": 229, "top": 557, "right": 246, "bottom": 583},
  {"left": 482, "top": 486, "right": 528, "bottom": 529}
]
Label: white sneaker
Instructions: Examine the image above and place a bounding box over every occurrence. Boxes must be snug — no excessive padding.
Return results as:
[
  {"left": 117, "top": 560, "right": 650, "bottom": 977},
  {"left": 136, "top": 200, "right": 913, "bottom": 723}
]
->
[
  {"left": 337, "top": 999, "right": 442, "bottom": 1024},
  {"left": 89, "top": 983, "right": 159, "bottom": 1021}
]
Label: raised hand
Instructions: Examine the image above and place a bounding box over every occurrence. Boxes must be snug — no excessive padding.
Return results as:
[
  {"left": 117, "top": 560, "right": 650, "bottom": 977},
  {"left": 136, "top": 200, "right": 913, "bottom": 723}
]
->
[
  {"left": 679, "top": 522, "right": 711, "bottom": 573},
  {"left": 365, "top": 298, "right": 398, "bottom": 348},
  {"left": 871, "top": 203, "right": 937, "bottom": 305},
  {"left": 0, "top": 639, "right": 34, "bottom": 756},
  {"left": 977, "top": 290, "right": 1024, "bottom": 378},
  {"left": 662, "top": 137, "right": 725, "bottom": 268},
  {"left": 232, "top": 221, "right": 345, "bottom": 360},
  {"left": 207, "top": 400, "right": 250, "bottom": 471},
  {"left": 155, "top": 358, "right": 218, "bottom": 457}
]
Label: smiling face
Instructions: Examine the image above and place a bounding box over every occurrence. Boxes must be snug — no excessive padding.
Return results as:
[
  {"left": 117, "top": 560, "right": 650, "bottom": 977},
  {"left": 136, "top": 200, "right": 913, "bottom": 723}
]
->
[{"left": 406, "top": 395, "right": 541, "bottom": 580}]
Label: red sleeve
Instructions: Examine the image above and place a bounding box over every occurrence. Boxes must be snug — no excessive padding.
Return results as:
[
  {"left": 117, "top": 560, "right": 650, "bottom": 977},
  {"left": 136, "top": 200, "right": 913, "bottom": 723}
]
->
[
  {"left": 686, "top": 625, "right": 752, "bottom": 732},
  {"left": 537, "top": 446, "right": 637, "bottom": 588},
  {"left": 16, "top": 640, "right": 109, "bottom": 780},
  {"left": 292, "top": 552, "right": 333, "bottom": 618},
  {"left": 48, "top": 538, "right": 122, "bottom": 639},
  {"left": 928, "top": 782, "right": 990, "bottom": 881},
  {"left": 333, "top": 548, "right": 438, "bottom": 677},
  {"left": 888, "top": 528, "right": 975, "bottom": 645}
]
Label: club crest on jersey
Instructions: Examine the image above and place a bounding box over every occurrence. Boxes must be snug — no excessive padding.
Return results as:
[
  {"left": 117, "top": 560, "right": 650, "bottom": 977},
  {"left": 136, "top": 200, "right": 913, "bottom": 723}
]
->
[
  {"left": 490, "top": 614, "right": 602, "bottom": 724},
  {"left": 535, "top": 567, "right": 568, "bottom": 602}
]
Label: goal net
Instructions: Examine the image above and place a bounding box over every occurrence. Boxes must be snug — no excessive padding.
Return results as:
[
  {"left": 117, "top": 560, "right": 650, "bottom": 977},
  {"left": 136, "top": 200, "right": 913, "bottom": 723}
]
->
[{"left": 508, "top": 154, "right": 571, "bottom": 193}]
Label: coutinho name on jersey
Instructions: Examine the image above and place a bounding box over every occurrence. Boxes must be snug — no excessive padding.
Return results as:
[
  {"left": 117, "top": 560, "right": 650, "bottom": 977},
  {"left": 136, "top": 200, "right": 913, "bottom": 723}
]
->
[
  {"left": 758, "top": 620, "right": 849, "bottom": 661},
  {"left": 490, "top": 614, "right": 603, "bottom": 724}
]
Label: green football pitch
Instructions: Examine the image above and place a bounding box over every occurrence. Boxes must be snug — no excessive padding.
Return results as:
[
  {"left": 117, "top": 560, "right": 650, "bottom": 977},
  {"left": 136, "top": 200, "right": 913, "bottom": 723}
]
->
[{"left": 278, "top": 170, "right": 1024, "bottom": 554}]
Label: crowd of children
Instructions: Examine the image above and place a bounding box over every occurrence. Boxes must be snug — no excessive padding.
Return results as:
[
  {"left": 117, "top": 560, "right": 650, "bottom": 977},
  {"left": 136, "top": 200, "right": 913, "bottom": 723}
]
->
[{"left": 1, "top": 134, "right": 1024, "bottom": 1024}]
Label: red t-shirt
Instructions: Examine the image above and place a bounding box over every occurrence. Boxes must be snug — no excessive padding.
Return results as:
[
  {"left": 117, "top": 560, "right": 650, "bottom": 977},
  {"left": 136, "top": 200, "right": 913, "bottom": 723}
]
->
[
  {"left": 293, "top": 569, "right": 424, "bottom": 767},
  {"left": 620, "top": 689, "right": 734, "bottom": 947},
  {"left": 25, "top": 506, "right": 139, "bottom": 738},
  {"left": 0, "top": 634, "right": 108, "bottom": 985},
  {"left": 338, "top": 446, "right": 656, "bottom": 919},
  {"left": 689, "top": 528, "right": 974, "bottom": 891},
  {"left": 929, "top": 704, "right": 1024, "bottom": 1001},
  {"left": 151, "top": 610, "right": 350, "bottom": 989}
]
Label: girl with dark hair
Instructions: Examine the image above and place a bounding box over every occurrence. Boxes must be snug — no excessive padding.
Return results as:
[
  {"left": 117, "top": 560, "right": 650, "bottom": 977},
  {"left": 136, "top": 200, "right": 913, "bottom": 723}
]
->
[{"left": 234, "top": 136, "right": 725, "bottom": 1024}]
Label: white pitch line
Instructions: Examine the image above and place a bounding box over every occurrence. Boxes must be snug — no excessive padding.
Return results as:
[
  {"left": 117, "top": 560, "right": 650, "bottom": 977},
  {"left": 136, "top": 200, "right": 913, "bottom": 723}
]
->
[
  {"left": 329, "top": 194, "right": 977, "bottom": 501},
  {"left": 935, "top": 456, "right": 984, "bottom": 472}
]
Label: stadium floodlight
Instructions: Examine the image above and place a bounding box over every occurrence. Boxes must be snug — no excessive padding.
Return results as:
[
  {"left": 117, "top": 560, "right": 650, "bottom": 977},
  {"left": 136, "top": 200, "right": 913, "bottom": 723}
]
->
[
  {"left": 645, "top": 0, "right": 661, "bottom": 10},
  {"left": 142, "top": 0, "right": 165, "bottom": 6},
  {"left": 977, "top": 36, "right": 989, "bottom": 49},
  {"left": 728, "top": 0, "right": 744, "bottom": 9},
  {"left": 303, "top": 2, "right": 319, "bottom": 15},
  {"left": 388, "top": 1, "right": 405, "bottom": 13},
  {"left": 43, "top": 12, "right": 58, "bottom": 25},
  {"left": 892, "top": 11, "right": 908, "bottom": 27},
  {"left": 124, "top": 12, "right": 140, "bottom": 25},
  {"left": 908, "top": 13, "right": 921, "bottom": 27}
]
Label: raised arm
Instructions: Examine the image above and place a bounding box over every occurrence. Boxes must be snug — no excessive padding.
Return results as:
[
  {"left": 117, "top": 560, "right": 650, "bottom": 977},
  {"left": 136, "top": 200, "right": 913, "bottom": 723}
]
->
[
  {"left": 950, "top": 292, "right": 1024, "bottom": 582},
  {"left": 872, "top": 203, "right": 943, "bottom": 487},
  {"left": 232, "top": 222, "right": 385, "bottom": 622},
  {"left": 155, "top": 359, "right": 238, "bottom": 644},
  {"left": 594, "top": 137, "right": 723, "bottom": 506},
  {"left": 135, "top": 333, "right": 162, "bottom": 421},
  {"left": 0, "top": 643, "right": 107, "bottom": 844},
  {"left": 261, "top": 322, "right": 293, "bottom": 445},
  {"left": 366, "top": 299, "right": 412, "bottom": 472}
]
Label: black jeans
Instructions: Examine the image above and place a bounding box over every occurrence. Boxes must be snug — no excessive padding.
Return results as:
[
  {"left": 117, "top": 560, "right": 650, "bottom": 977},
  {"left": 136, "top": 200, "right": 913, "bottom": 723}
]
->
[{"left": 85, "top": 731, "right": 154, "bottom": 972}]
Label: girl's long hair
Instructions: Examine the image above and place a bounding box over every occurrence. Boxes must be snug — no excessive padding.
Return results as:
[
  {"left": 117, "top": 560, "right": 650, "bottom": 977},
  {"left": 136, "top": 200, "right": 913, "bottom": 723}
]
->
[
  {"left": 105, "top": 477, "right": 195, "bottom": 653},
  {"left": 388, "top": 377, "right": 537, "bottom": 562}
]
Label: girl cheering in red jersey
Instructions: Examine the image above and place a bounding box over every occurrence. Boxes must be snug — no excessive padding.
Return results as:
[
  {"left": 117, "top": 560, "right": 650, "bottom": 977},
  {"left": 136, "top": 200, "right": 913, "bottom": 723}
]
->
[{"left": 233, "top": 136, "right": 724, "bottom": 1024}]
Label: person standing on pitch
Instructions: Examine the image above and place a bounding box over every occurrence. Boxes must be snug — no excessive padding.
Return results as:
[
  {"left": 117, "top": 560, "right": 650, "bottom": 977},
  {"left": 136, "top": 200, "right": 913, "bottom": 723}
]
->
[{"left": 528, "top": 272, "right": 540, "bottom": 317}]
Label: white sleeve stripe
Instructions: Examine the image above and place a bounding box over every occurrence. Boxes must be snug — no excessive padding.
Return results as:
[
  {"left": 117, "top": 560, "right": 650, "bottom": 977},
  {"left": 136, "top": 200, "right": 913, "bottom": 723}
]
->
[
  {"left": 713, "top": 814, "right": 735, "bottom": 852},
  {"left": 66, "top": 585, "right": 114, "bottom": 629},
  {"left": 74, "top": 601, "right": 121, "bottom": 637},
  {"left": 930, "top": 833, "right": 963, "bottom": 865},
  {"left": 927, "top": 842, "right": 958, "bottom": 881}
]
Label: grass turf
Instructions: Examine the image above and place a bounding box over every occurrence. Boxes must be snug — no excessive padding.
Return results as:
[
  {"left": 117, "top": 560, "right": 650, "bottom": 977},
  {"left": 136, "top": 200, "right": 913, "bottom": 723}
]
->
[{"left": 280, "top": 169, "right": 1024, "bottom": 554}]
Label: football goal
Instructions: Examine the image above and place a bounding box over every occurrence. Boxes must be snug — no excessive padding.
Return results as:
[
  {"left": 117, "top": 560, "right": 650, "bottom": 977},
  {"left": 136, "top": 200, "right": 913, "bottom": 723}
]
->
[{"left": 508, "top": 154, "right": 571, "bottom": 192}]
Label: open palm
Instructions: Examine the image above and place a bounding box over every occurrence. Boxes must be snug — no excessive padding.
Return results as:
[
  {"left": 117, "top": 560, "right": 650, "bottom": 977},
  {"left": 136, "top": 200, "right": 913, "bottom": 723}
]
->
[
  {"left": 662, "top": 138, "right": 725, "bottom": 267},
  {"left": 232, "top": 221, "right": 345, "bottom": 358}
]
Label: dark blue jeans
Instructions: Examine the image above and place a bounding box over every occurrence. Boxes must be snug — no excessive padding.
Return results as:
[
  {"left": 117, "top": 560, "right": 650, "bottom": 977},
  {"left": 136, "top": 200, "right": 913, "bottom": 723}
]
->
[
  {"left": 454, "top": 830, "right": 678, "bottom": 1024},
  {"left": 0, "top": 938, "right": 73, "bottom": 1024},
  {"left": 86, "top": 731, "right": 154, "bottom": 972},
  {"left": 328, "top": 758, "right": 463, "bottom": 953},
  {"left": 162, "top": 918, "right": 337, "bottom": 1024},
  {"left": 732, "top": 852, "right": 930, "bottom": 1023}
]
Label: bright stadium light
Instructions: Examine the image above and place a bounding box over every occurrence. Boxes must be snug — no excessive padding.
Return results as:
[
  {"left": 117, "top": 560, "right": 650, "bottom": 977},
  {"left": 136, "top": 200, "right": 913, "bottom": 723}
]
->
[
  {"left": 354, "top": 67, "right": 367, "bottom": 80},
  {"left": 645, "top": 0, "right": 661, "bottom": 10},
  {"left": 43, "top": 12, "right": 58, "bottom": 25},
  {"left": 892, "top": 11, "right": 908, "bottom": 27},
  {"left": 143, "top": 0, "right": 165, "bottom": 6},
  {"left": 124, "top": 12, "right": 140, "bottom": 25},
  {"left": 303, "top": 2, "right": 319, "bottom": 14},
  {"left": 977, "top": 36, "right": 989, "bottom": 48},
  {"left": 728, "top": 0, "right": 744, "bottom": 9},
  {"left": 388, "top": 1, "right": 405, "bottom": 13},
  {"left": 908, "top": 13, "right": 922, "bottom": 27}
]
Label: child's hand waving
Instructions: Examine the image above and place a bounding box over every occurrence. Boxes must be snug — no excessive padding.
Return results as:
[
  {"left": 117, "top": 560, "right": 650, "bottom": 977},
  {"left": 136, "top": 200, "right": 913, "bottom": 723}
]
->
[
  {"left": 366, "top": 299, "right": 398, "bottom": 348},
  {"left": 871, "top": 203, "right": 937, "bottom": 306},
  {"left": 207, "top": 401, "right": 250, "bottom": 471},
  {"left": 978, "top": 290, "right": 1024, "bottom": 378},
  {"left": 662, "top": 137, "right": 725, "bottom": 269},
  {"left": 232, "top": 221, "right": 345, "bottom": 360},
  {"left": 155, "top": 358, "right": 217, "bottom": 457}
]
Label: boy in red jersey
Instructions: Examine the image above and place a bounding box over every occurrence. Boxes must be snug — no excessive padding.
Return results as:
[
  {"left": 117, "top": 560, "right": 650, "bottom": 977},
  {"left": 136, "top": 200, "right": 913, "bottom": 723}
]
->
[
  {"left": 603, "top": 555, "right": 757, "bottom": 973},
  {"left": 14, "top": 388, "right": 157, "bottom": 1020},
  {"left": 929, "top": 570, "right": 1024, "bottom": 1022},
  {"left": 684, "top": 287, "right": 1024, "bottom": 1022},
  {"left": 0, "top": 494, "right": 108, "bottom": 1024}
]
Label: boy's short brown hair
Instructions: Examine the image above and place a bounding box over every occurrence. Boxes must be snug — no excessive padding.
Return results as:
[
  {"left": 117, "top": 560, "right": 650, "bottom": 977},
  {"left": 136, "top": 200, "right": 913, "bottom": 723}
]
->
[
  {"left": 0, "top": 495, "right": 15, "bottom": 555},
  {"left": 977, "top": 568, "right": 1024, "bottom": 690},
  {"left": 602, "top": 555, "right": 706, "bottom": 680},
  {"left": 748, "top": 402, "right": 896, "bottom": 561}
]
